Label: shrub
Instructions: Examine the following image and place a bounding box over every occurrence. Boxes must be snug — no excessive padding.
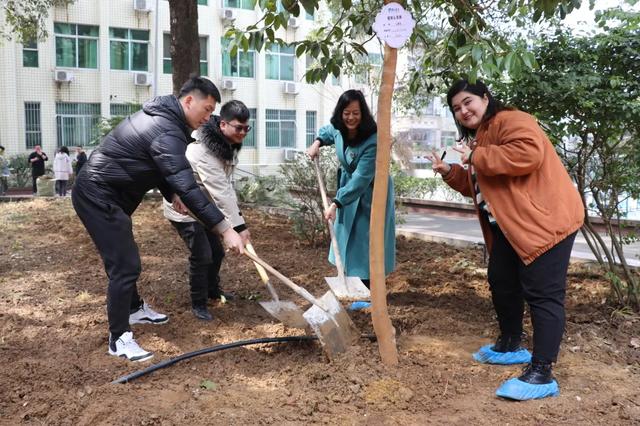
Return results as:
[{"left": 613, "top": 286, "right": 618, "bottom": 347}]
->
[
  {"left": 8, "top": 154, "right": 31, "bottom": 188},
  {"left": 278, "top": 148, "right": 338, "bottom": 247}
]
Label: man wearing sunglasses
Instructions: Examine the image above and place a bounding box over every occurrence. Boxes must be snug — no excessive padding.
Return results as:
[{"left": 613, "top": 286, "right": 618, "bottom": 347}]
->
[{"left": 164, "top": 100, "right": 252, "bottom": 321}]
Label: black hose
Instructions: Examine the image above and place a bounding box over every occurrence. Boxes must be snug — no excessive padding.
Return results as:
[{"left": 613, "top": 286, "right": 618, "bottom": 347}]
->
[{"left": 111, "top": 335, "right": 317, "bottom": 384}]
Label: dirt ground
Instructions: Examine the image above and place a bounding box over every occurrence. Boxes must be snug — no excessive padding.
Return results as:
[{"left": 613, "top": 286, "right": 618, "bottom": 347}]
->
[{"left": 1, "top": 198, "right": 639, "bottom": 425}]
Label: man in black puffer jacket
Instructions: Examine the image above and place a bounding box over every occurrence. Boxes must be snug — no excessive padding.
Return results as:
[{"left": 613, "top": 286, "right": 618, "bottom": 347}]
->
[{"left": 72, "top": 77, "right": 244, "bottom": 362}]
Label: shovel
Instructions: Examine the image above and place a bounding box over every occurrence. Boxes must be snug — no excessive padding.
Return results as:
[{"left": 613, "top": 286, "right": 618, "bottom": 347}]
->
[
  {"left": 312, "top": 158, "right": 371, "bottom": 301},
  {"left": 243, "top": 250, "right": 359, "bottom": 359},
  {"left": 245, "top": 243, "right": 308, "bottom": 329}
]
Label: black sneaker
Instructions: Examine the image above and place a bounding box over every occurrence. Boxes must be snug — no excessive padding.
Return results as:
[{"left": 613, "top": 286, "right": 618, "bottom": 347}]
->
[
  {"left": 192, "top": 305, "right": 213, "bottom": 321},
  {"left": 519, "top": 360, "right": 554, "bottom": 384},
  {"left": 492, "top": 334, "right": 522, "bottom": 353}
]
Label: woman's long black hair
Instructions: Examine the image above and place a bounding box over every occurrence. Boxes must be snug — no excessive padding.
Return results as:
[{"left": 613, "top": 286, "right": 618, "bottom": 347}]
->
[
  {"left": 330, "top": 89, "right": 377, "bottom": 144},
  {"left": 446, "top": 79, "right": 509, "bottom": 141}
]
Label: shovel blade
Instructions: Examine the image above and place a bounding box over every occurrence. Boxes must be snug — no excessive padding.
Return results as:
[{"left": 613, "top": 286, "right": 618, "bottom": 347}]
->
[
  {"left": 302, "top": 291, "right": 359, "bottom": 359},
  {"left": 324, "top": 276, "right": 371, "bottom": 301},
  {"left": 259, "top": 300, "right": 309, "bottom": 329}
]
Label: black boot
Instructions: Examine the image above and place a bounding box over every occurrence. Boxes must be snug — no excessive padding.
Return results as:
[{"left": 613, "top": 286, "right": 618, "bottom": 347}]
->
[
  {"left": 492, "top": 334, "right": 522, "bottom": 353},
  {"left": 496, "top": 358, "right": 559, "bottom": 400},
  {"left": 518, "top": 359, "right": 554, "bottom": 384},
  {"left": 191, "top": 304, "right": 213, "bottom": 321}
]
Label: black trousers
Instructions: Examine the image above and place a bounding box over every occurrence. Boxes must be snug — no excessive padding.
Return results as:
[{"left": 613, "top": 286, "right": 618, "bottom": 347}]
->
[
  {"left": 487, "top": 225, "right": 577, "bottom": 364},
  {"left": 170, "top": 221, "right": 224, "bottom": 307},
  {"left": 72, "top": 183, "right": 143, "bottom": 338},
  {"left": 32, "top": 173, "right": 43, "bottom": 193}
]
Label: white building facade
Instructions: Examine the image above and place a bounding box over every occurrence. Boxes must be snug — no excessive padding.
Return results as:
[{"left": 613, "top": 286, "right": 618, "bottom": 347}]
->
[{"left": 0, "top": 0, "right": 354, "bottom": 176}]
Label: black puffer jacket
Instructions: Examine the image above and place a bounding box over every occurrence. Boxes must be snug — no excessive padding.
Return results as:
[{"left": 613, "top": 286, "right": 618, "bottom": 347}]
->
[{"left": 78, "top": 95, "right": 226, "bottom": 231}]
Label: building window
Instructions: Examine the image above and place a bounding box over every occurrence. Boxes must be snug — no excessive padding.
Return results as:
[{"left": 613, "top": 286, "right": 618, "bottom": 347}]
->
[
  {"left": 354, "top": 52, "right": 382, "bottom": 85},
  {"left": 306, "top": 111, "right": 317, "bottom": 147},
  {"left": 221, "top": 38, "right": 255, "bottom": 78},
  {"left": 110, "top": 103, "right": 142, "bottom": 117},
  {"left": 164, "top": 34, "right": 208, "bottom": 75},
  {"left": 424, "top": 98, "right": 438, "bottom": 116},
  {"left": 306, "top": 11, "right": 314, "bottom": 20},
  {"left": 199, "top": 37, "right": 209, "bottom": 76},
  {"left": 23, "top": 40, "right": 38, "bottom": 67},
  {"left": 25, "top": 103, "right": 42, "bottom": 149},
  {"left": 265, "top": 109, "right": 295, "bottom": 148},
  {"left": 441, "top": 131, "right": 457, "bottom": 147},
  {"left": 56, "top": 103, "right": 101, "bottom": 147},
  {"left": 197, "top": 0, "right": 208, "bottom": 4},
  {"left": 110, "top": 28, "right": 149, "bottom": 71},
  {"left": 265, "top": 43, "right": 294, "bottom": 81},
  {"left": 223, "top": 0, "right": 254, "bottom": 9},
  {"left": 54, "top": 23, "right": 98, "bottom": 69},
  {"left": 243, "top": 108, "right": 257, "bottom": 148}
]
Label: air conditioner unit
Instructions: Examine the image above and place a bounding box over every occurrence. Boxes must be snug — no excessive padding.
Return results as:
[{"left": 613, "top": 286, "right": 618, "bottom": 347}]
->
[
  {"left": 219, "top": 8, "right": 236, "bottom": 22},
  {"left": 221, "top": 79, "right": 237, "bottom": 91},
  {"left": 54, "top": 69, "right": 74, "bottom": 83},
  {"left": 283, "top": 82, "right": 299, "bottom": 95},
  {"left": 133, "top": 72, "right": 152, "bottom": 86},
  {"left": 283, "top": 148, "right": 300, "bottom": 161},
  {"left": 288, "top": 17, "right": 299, "bottom": 29},
  {"left": 133, "top": 0, "right": 151, "bottom": 12}
]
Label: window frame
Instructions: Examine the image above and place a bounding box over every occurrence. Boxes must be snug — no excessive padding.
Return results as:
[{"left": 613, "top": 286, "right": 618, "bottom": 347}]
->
[
  {"left": 221, "top": 37, "right": 255, "bottom": 78},
  {"left": 265, "top": 43, "right": 295, "bottom": 81},
  {"left": 109, "top": 27, "right": 150, "bottom": 72},
  {"left": 55, "top": 103, "right": 101, "bottom": 147},
  {"left": 24, "top": 102, "right": 42, "bottom": 149},
  {"left": 305, "top": 111, "right": 317, "bottom": 147},
  {"left": 23, "top": 40, "right": 39, "bottom": 68},
  {"left": 54, "top": 22, "right": 99, "bottom": 69},
  {"left": 265, "top": 109, "right": 296, "bottom": 148}
]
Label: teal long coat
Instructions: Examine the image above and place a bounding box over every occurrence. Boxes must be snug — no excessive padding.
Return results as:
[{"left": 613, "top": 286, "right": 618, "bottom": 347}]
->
[{"left": 317, "top": 125, "right": 396, "bottom": 279}]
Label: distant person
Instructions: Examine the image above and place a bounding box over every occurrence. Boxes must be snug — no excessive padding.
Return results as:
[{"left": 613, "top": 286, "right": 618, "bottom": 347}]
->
[
  {"left": 72, "top": 76, "right": 244, "bottom": 363},
  {"left": 430, "top": 79, "right": 584, "bottom": 401},
  {"left": 306, "top": 89, "right": 396, "bottom": 310},
  {"left": 163, "top": 100, "right": 251, "bottom": 321},
  {"left": 0, "top": 145, "right": 9, "bottom": 196},
  {"left": 53, "top": 146, "right": 73, "bottom": 196},
  {"left": 28, "top": 145, "right": 48, "bottom": 194},
  {"left": 75, "top": 146, "right": 87, "bottom": 175}
]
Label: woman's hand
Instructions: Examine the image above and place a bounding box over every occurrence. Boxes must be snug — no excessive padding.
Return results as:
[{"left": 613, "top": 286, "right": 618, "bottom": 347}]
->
[
  {"left": 306, "top": 139, "right": 321, "bottom": 160},
  {"left": 429, "top": 150, "right": 452, "bottom": 176},
  {"left": 453, "top": 142, "right": 472, "bottom": 165},
  {"left": 324, "top": 202, "right": 337, "bottom": 222}
]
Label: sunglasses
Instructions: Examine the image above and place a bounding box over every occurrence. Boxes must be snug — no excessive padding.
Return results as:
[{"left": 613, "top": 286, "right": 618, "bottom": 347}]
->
[{"left": 223, "top": 121, "right": 252, "bottom": 133}]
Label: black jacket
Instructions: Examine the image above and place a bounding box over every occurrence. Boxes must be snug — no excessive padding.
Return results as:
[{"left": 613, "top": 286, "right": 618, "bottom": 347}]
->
[{"left": 78, "top": 95, "right": 226, "bottom": 231}]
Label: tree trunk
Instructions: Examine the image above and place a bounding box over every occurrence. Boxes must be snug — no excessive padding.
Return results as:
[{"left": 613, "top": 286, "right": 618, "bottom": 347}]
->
[
  {"left": 369, "top": 1, "right": 401, "bottom": 367},
  {"left": 168, "top": 0, "right": 200, "bottom": 95}
]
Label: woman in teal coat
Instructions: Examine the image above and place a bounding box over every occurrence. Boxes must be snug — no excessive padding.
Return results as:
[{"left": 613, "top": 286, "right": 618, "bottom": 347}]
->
[{"left": 307, "top": 90, "right": 395, "bottom": 306}]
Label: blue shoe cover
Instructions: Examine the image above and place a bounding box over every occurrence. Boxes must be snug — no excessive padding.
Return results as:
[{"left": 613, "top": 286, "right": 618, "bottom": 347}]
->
[
  {"left": 348, "top": 301, "right": 371, "bottom": 311},
  {"left": 496, "top": 378, "right": 559, "bottom": 400},
  {"left": 472, "top": 344, "right": 532, "bottom": 365}
]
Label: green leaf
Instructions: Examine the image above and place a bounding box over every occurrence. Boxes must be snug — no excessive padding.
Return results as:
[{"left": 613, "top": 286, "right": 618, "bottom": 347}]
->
[
  {"left": 471, "top": 45, "right": 483, "bottom": 63},
  {"left": 342, "top": 0, "right": 352, "bottom": 10},
  {"left": 200, "top": 380, "right": 218, "bottom": 390}
]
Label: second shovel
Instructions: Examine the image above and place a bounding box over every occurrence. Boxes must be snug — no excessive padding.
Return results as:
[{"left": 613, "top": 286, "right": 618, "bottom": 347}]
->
[
  {"left": 246, "top": 243, "right": 308, "bottom": 329},
  {"left": 313, "top": 157, "right": 371, "bottom": 301}
]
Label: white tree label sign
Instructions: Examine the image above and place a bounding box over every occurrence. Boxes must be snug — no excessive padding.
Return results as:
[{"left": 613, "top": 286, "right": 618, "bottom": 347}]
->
[{"left": 372, "top": 3, "right": 416, "bottom": 49}]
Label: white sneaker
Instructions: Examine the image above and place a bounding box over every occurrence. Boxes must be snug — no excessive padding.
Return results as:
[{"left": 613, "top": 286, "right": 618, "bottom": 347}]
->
[
  {"left": 129, "top": 302, "right": 169, "bottom": 325},
  {"left": 108, "top": 331, "right": 153, "bottom": 362}
]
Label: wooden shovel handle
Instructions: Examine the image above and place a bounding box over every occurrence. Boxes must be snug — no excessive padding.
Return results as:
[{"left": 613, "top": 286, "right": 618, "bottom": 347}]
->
[
  {"left": 312, "top": 158, "right": 347, "bottom": 280},
  {"left": 243, "top": 250, "right": 323, "bottom": 308},
  {"left": 245, "top": 243, "right": 279, "bottom": 301}
]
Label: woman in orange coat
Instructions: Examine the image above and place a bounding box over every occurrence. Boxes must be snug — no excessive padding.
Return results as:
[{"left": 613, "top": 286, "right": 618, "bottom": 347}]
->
[{"left": 431, "top": 79, "right": 584, "bottom": 401}]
